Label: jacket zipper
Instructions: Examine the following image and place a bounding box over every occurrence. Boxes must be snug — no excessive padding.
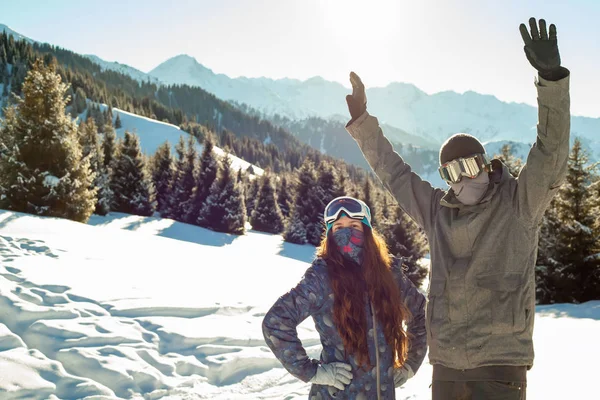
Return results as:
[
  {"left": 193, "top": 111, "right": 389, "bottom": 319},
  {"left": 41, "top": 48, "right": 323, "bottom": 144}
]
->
[{"left": 370, "top": 301, "right": 382, "bottom": 400}]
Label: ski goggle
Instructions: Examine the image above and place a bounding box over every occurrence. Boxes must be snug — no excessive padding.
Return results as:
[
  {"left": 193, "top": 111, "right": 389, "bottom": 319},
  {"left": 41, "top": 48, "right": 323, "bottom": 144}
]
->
[
  {"left": 324, "top": 196, "right": 372, "bottom": 226},
  {"left": 438, "top": 153, "right": 492, "bottom": 184}
]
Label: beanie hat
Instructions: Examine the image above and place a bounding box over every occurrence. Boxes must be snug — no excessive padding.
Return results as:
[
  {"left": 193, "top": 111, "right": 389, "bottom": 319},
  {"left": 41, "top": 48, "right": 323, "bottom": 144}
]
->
[{"left": 439, "top": 133, "right": 486, "bottom": 165}]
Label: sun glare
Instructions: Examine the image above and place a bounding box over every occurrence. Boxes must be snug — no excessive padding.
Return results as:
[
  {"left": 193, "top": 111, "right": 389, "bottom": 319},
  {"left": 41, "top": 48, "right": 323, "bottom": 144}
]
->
[
  {"left": 318, "top": 0, "right": 418, "bottom": 87},
  {"left": 321, "top": 0, "right": 405, "bottom": 44}
]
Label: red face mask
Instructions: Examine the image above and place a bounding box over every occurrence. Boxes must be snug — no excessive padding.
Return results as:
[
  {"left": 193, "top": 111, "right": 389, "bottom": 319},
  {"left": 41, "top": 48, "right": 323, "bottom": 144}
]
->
[{"left": 332, "top": 227, "right": 365, "bottom": 264}]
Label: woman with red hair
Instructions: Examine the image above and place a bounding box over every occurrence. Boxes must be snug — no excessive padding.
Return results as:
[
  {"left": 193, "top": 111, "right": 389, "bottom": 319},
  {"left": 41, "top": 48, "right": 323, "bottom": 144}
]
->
[{"left": 263, "top": 196, "right": 427, "bottom": 399}]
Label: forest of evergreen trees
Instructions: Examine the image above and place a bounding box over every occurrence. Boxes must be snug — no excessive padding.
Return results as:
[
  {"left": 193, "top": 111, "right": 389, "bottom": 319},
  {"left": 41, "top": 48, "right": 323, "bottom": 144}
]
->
[
  {"left": 0, "top": 58, "right": 430, "bottom": 286},
  {"left": 0, "top": 31, "right": 368, "bottom": 178},
  {"left": 0, "top": 32, "right": 598, "bottom": 303}
]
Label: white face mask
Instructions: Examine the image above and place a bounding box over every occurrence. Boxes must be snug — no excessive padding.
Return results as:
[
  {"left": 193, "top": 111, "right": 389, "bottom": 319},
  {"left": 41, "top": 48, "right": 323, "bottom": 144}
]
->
[{"left": 449, "top": 172, "right": 490, "bottom": 205}]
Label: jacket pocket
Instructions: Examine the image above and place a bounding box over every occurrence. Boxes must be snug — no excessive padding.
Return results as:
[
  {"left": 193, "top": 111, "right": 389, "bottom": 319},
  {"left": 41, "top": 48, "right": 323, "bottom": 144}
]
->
[
  {"left": 476, "top": 273, "right": 526, "bottom": 335},
  {"left": 427, "top": 280, "right": 449, "bottom": 346}
]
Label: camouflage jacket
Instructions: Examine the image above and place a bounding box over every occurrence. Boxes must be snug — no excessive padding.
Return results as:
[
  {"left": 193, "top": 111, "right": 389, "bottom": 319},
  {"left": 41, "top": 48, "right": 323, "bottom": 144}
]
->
[{"left": 262, "top": 256, "right": 427, "bottom": 400}]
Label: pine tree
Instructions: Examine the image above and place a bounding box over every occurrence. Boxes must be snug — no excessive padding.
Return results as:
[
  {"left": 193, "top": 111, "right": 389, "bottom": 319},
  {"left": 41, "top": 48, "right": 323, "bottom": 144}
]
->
[
  {"left": 79, "top": 119, "right": 111, "bottom": 215},
  {"left": 555, "top": 139, "right": 599, "bottom": 302},
  {"left": 537, "top": 139, "right": 600, "bottom": 303},
  {"left": 73, "top": 87, "right": 87, "bottom": 115},
  {"left": 285, "top": 160, "right": 323, "bottom": 245},
  {"left": 86, "top": 104, "right": 94, "bottom": 122},
  {"left": 111, "top": 131, "right": 154, "bottom": 216},
  {"left": 316, "top": 161, "right": 339, "bottom": 202},
  {"left": 102, "top": 123, "right": 117, "bottom": 170},
  {"left": 166, "top": 136, "right": 185, "bottom": 219},
  {"left": 187, "top": 135, "right": 218, "bottom": 224},
  {"left": 103, "top": 124, "right": 119, "bottom": 211},
  {"left": 94, "top": 167, "right": 113, "bottom": 215},
  {"left": 11, "top": 64, "right": 27, "bottom": 95},
  {"left": 380, "top": 205, "right": 428, "bottom": 287},
  {"left": 333, "top": 165, "right": 350, "bottom": 199},
  {"left": 495, "top": 144, "right": 523, "bottom": 178},
  {"left": 283, "top": 209, "right": 308, "bottom": 244},
  {"left": 198, "top": 155, "right": 246, "bottom": 234},
  {"left": 312, "top": 161, "right": 340, "bottom": 239},
  {"left": 114, "top": 112, "right": 122, "bottom": 129},
  {"left": 94, "top": 104, "right": 106, "bottom": 128},
  {"left": 362, "top": 177, "right": 380, "bottom": 228},
  {"left": 150, "top": 141, "right": 174, "bottom": 216},
  {"left": 2, "top": 76, "right": 8, "bottom": 97},
  {"left": 105, "top": 105, "right": 113, "bottom": 127},
  {"left": 277, "top": 176, "right": 292, "bottom": 218},
  {"left": 379, "top": 192, "right": 391, "bottom": 221},
  {"left": 169, "top": 135, "right": 197, "bottom": 222},
  {"left": 0, "top": 46, "right": 6, "bottom": 68},
  {"left": 0, "top": 59, "right": 95, "bottom": 222},
  {"left": 251, "top": 174, "right": 284, "bottom": 233},
  {"left": 245, "top": 177, "right": 260, "bottom": 218},
  {"left": 536, "top": 197, "right": 563, "bottom": 304}
]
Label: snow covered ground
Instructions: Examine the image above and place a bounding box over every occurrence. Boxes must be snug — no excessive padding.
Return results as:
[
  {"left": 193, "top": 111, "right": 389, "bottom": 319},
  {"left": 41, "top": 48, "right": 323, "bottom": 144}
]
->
[{"left": 0, "top": 209, "right": 598, "bottom": 399}]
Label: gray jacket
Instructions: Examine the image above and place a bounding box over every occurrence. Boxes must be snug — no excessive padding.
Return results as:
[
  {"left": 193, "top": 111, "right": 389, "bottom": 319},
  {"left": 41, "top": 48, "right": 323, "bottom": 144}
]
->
[
  {"left": 262, "top": 257, "right": 427, "bottom": 399},
  {"left": 346, "top": 75, "right": 570, "bottom": 370}
]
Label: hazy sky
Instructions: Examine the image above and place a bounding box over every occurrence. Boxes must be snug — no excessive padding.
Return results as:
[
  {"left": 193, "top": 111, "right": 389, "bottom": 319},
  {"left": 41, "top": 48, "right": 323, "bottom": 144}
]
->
[{"left": 2, "top": 0, "right": 599, "bottom": 117}]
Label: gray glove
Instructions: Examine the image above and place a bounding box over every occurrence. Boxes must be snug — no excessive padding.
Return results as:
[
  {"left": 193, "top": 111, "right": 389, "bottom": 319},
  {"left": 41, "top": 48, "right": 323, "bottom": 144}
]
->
[
  {"left": 309, "top": 362, "right": 353, "bottom": 391},
  {"left": 393, "top": 364, "right": 414, "bottom": 388}
]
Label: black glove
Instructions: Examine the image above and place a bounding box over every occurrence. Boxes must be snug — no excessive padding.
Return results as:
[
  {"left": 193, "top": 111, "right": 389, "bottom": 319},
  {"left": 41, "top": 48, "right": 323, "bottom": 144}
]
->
[
  {"left": 346, "top": 71, "right": 367, "bottom": 124},
  {"left": 519, "top": 18, "right": 568, "bottom": 81}
]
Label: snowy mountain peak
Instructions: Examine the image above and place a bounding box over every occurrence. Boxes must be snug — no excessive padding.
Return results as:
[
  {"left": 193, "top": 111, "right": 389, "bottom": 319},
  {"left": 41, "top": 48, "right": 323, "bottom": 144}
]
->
[
  {"left": 149, "top": 54, "right": 219, "bottom": 88},
  {"left": 151, "top": 54, "right": 214, "bottom": 74},
  {"left": 169, "top": 54, "right": 200, "bottom": 64}
]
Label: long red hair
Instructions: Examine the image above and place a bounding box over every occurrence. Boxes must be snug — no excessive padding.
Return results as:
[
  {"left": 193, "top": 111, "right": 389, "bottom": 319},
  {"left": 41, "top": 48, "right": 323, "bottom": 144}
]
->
[{"left": 316, "top": 226, "right": 410, "bottom": 369}]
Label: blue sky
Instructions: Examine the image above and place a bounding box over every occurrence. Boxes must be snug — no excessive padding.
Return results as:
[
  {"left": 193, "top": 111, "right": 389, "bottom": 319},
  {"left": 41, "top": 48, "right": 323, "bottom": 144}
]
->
[{"left": 1, "top": 0, "right": 599, "bottom": 117}]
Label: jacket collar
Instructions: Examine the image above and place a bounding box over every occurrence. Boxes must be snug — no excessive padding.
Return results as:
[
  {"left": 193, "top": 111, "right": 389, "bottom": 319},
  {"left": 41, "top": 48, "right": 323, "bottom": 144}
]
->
[{"left": 440, "top": 159, "right": 509, "bottom": 210}]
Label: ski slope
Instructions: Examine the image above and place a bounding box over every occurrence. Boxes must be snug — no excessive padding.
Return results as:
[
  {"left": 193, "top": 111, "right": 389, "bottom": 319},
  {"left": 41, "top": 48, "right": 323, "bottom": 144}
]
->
[
  {"left": 0, "top": 210, "right": 598, "bottom": 399},
  {"left": 95, "top": 105, "right": 264, "bottom": 177}
]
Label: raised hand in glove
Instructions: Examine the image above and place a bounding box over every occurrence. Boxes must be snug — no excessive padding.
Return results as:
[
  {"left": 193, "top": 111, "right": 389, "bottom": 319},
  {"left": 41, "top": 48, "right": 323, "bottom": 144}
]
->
[
  {"left": 393, "top": 364, "right": 415, "bottom": 388},
  {"left": 519, "top": 17, "right": 568, "bottom": 81},
  {"left": 346, "top": 71, "right": 367, "bottom": 123},
  {"left": 309, "top": 362, "right": 353, "bottom": 391}
]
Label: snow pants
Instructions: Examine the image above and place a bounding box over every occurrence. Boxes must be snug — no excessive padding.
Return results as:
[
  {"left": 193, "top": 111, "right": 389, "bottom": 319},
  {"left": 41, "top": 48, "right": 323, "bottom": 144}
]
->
[{"left": 432, "top": 380, "right": 526, "bottom": 400}]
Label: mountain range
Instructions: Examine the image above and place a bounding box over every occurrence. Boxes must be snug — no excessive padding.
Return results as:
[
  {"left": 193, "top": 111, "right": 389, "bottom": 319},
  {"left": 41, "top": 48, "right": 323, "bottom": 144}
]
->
[
  {"left": 148, "top": 54, "right": 600, "bottom": 156},
  {"left": 2, "top": 23, "right": 599, "bottom": 175}
]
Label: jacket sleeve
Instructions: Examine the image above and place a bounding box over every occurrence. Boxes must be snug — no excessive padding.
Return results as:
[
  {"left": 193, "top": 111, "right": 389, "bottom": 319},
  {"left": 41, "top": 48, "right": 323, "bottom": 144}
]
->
[
  {"left": 262, "top": 264, "right": 326, "bottom": 382},
  {"left": 516, "top": 73, "right": 570, "bottom": 223},
  {"left": 393, "top": 261, "right": 427, "bottom": 374},
  {"left": 346, "top": 112, "right": 443, "bottom": 233}
]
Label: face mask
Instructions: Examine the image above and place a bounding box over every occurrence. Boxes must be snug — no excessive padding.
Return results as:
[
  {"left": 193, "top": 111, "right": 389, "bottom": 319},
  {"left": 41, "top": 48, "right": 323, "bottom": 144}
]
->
[
  {"left": 332, "top": 227, "right": 365, "bottom": 265},
  {"left": 449, "top": 171, "right": 490, "bottom": 205}
]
